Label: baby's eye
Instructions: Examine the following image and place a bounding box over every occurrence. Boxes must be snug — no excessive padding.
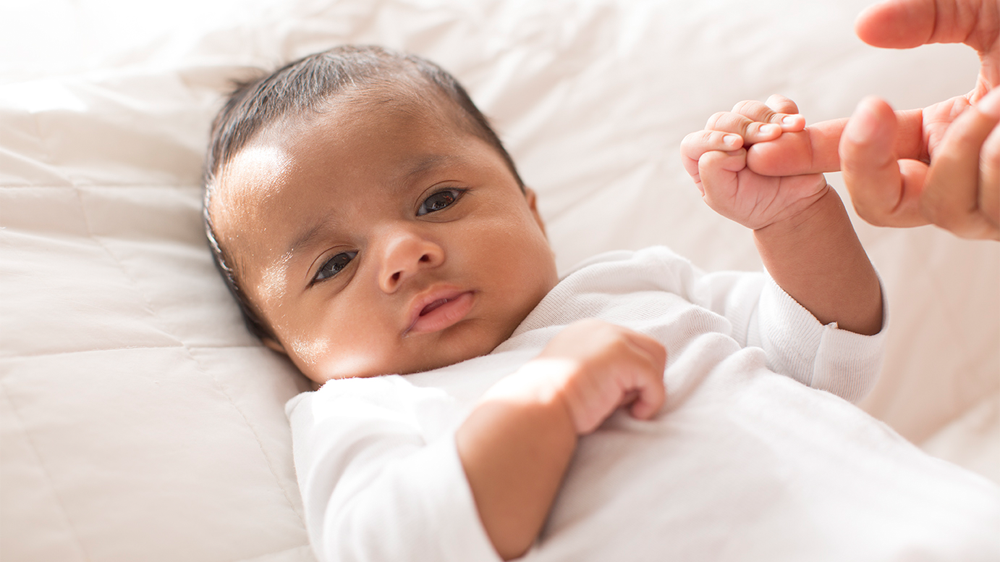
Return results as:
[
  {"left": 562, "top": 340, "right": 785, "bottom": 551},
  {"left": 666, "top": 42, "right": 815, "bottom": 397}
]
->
[
  {"left": 314, "top": 251, "right": 357, "bottom": 282},
  {"left": 417, "top": 189, "right": 465, "bottom": 216}
]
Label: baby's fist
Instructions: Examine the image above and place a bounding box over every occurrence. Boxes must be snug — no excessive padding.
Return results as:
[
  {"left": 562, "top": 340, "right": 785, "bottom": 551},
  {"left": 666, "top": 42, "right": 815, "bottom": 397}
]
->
[
  {"left": 536, "top": 320, "right": 667, "bottom": 434},
  {"left": 681, "top": 95, "right": 828, "bottom": 229}
]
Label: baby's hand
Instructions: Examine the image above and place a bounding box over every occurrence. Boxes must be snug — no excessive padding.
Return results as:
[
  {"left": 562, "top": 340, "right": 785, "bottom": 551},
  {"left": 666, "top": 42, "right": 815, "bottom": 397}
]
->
[
  {"left": 680, "top": 95, "right": 830, "bottom": 230},
  {"left": 484, "top": 319, "right": 666, "bottom": 435}
]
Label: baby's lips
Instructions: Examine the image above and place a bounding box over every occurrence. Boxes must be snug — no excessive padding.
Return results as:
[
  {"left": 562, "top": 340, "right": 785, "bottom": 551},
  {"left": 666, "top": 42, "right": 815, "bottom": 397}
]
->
[{"left": 403, "top": 286, "right": 475, "bottom": 335}]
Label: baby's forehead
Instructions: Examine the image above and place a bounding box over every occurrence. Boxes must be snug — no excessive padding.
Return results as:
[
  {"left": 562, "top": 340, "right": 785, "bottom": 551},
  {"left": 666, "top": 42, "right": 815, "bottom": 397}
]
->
[
  {"left": 316, "top": 81, "right": 474, "bottom": 139},
  {"left": 223, "top": 90, "right": 467, "bottom": 193},
  {"left": 210, "top": 89, "right": 478, "bottom": 254}
]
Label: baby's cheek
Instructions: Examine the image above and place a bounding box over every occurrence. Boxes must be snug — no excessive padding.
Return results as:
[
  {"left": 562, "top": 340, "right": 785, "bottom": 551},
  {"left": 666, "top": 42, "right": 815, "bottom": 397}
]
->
[{"left": 289, "top": 335, "right": 331, "bottom": 370}]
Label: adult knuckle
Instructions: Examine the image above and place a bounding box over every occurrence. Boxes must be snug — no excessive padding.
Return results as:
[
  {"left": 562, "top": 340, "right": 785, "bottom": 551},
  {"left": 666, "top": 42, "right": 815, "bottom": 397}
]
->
[{"left": 919, "top": 192, "right": 964, "bottom": 231}]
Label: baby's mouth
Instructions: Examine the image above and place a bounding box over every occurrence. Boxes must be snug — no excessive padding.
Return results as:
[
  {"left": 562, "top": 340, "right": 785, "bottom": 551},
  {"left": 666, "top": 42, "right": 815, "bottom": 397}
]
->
[
  {"left": 420, "top": 297, "right": 452, "bottom": 316},
  {"left": 405, "top": 289, "right": 476, "bottom": 336}
]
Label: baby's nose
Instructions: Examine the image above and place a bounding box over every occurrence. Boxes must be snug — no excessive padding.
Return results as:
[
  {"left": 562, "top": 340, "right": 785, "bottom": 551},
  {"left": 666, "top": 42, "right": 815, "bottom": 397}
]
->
[{"left": 377, "top": 230, "right": 445, "bottom": 293}]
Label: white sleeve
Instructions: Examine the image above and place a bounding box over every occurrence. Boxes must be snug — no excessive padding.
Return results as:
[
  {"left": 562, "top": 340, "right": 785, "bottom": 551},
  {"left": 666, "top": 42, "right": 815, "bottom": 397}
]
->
[
  {"left": 286, "top": 376, "right": 501, "bottom": 562},
  {"left": 751, "top": 274, "right": 887, "bottom": 402},
  {"left": 662, "top": 248, "right": 887, "bottom": 403}
]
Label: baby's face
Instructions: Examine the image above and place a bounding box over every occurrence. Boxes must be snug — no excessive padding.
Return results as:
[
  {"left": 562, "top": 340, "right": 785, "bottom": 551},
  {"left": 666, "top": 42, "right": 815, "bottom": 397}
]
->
[{"left": 211, "top": 95, "right": 559, "bottom": 383}]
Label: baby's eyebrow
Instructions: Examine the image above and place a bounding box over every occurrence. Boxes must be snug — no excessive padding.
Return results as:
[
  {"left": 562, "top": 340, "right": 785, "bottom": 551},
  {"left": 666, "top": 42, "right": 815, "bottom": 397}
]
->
[
  {"left": 403, "top": 154, "right": 455, "bottom": 183},
  {"left": 286, "top": 220, "right": 331, "bottom": 261}
]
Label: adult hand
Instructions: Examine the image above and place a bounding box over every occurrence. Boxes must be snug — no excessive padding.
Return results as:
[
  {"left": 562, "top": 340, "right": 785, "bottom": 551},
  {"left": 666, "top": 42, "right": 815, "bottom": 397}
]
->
[{"left": 839, "top": 0, "right": 1000, "bottom": 239}]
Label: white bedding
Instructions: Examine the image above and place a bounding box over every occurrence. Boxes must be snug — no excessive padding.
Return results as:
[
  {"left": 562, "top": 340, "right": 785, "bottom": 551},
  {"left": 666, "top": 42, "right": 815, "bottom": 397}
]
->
[{"left": 2, "top": 0, "right": 998, "bottom": 561}]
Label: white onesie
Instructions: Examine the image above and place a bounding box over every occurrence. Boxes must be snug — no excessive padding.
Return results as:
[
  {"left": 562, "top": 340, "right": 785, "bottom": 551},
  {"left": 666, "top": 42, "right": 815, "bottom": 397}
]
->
[{"left": 287, "top": 246, "right": 1000, "bottom": 562}]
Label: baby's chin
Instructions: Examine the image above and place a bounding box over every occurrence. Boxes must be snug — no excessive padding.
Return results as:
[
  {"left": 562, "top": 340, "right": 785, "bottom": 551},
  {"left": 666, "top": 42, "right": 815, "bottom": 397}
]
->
[
  {"left": 304, "top": 342, "right": 497, "bottom": 384},
  {"left": 300, "top": 317, "right": 522, "bottom": 384}
]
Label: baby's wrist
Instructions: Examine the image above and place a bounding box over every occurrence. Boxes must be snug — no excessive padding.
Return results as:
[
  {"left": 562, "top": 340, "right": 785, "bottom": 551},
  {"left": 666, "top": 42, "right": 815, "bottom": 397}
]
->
[
  {"left": 481, "top": 359, "right": 581, "bottom": 437},
  {"left": 753, "top": 182, "right": 838, "bottom": 236}
]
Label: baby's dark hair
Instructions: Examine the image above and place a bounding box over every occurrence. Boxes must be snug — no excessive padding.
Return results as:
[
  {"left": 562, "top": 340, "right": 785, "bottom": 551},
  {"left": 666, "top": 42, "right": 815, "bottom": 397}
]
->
[{"left": 203, "top": 45, "right": 524, "bottom": 341}]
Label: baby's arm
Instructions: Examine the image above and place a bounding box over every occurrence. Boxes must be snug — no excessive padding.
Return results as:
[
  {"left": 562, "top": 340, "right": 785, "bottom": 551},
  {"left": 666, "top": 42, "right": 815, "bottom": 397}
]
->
[
  {"left": 457, "top": 319, "right": 666, "bottom": 560},
  {"left": 681, "top": 96, "right": 883, "bottom": 336}
]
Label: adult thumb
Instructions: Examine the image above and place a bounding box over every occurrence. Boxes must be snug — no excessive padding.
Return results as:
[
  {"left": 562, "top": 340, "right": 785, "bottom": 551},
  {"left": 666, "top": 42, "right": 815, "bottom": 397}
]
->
[{"left": 840, "top": 96, "right": 928, "bottom": 227}]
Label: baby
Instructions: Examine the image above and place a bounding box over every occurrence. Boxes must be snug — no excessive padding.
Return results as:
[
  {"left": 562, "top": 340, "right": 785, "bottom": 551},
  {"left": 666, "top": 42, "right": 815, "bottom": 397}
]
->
[{"left": 203, "top": 46, "right": 997, "bottom": 561}]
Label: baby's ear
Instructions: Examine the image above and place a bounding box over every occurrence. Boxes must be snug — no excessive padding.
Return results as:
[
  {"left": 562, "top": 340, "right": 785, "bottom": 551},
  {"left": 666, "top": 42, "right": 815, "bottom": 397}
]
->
[
  {"left": 524, "top": 187, "right": 547, "bottom": 237},
  {"left": 261, "top": 337, "right": 287, "bottom": 354}
]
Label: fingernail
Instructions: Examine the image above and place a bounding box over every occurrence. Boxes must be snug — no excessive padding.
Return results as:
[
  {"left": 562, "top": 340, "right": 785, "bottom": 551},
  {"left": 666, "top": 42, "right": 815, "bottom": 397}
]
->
[
  {"left": 845, "top": 99, "right": 879, "bottom": 143},
  {"left": 724, "top": 134, "right": 741, "bottom": 147},
  {"left": 760, "top": 124, "right": 781, "bottom": 136},
  {"left": 976, "top": 88, "right": 1000, "bottom": 118},
  {"left": 781, "top": 115, "right": 798, "bottom": 125}
]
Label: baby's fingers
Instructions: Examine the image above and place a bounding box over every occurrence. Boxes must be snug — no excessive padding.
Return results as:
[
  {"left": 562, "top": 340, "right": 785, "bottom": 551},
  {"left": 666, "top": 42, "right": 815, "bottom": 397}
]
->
[
  {"left": 619, "top": 334, "right": 667, "bottom": 420},
  {"left": 681, "top": 130, "right": 743, "bottom": 179},
  {"left": 706, "top": 111, "right": 784, "bottom": 145},
  {"left": 697, "top": 150, "right": 744, "bottom": 210},
  {"left": 734, "top": 96, "right": 805, "bottom": 130},
  {"left": 764, "top": 94, "right": 801, "bottom": 118}
]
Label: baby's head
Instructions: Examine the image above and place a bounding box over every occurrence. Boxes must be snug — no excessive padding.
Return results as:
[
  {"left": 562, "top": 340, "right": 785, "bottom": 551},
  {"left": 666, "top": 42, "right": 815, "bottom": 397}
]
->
[{"left": 204, "top": 46, "right": 558, "bottom": 384}]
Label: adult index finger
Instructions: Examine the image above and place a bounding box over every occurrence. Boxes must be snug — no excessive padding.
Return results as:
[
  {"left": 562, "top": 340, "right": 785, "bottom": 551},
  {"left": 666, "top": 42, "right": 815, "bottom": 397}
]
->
[{"left": 749, "top": 105, "right": 925, "bottom": 178}]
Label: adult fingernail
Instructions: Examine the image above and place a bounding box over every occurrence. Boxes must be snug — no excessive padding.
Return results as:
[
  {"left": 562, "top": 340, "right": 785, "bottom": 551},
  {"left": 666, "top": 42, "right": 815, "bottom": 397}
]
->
[
  {"left": 845, "top": 99, "right": 879, "bottom": 144},
  {"left": 724, "top": 134, "right": 741, "bottom": 147},
  {"left": 760, "top": 124, "right": 781, "bottom": 136},
  {"left": 781, "top": 115, "right": 799, "bottom": 125},
  {"left": 976, "top": 88, "right": 1000, "bottom": 118}
]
